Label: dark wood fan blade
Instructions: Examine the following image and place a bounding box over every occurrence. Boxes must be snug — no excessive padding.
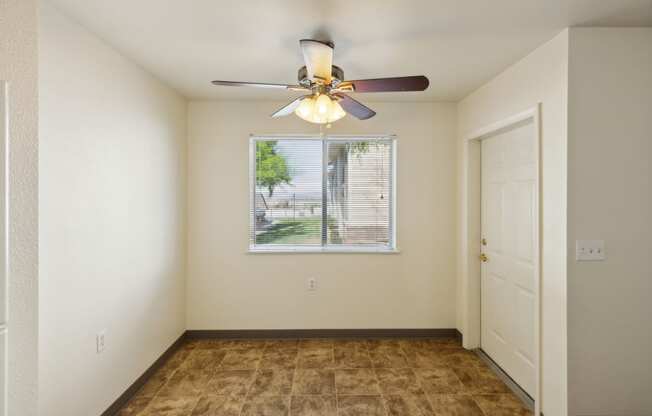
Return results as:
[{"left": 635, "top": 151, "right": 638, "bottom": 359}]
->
[
  {"left": 339, "top": 76, "right": 429, "bottom": 93},
  {"left": 271, "top": 96, "right": 310, "bottom": 118},
  {"left": 333, "top": 93, "right": 376, "bottom": 120},
  {"left": 211, "top": 80, "right": 307, "bottom": 91},
  {"left": 300, "top": 39, "right": 333, "bottom": 82}
]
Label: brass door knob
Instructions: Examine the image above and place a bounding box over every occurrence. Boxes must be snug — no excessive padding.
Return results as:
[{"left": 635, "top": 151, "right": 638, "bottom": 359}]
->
[{"left": 480, "top": 253, "right": 489, "bottom": 262}]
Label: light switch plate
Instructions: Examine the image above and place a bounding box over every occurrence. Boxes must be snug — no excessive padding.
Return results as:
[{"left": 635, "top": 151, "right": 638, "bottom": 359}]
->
[
  {"left": 576, "top": 240, "right": 605, "bottom": 261},
  {"left": 96, "top": 330, "right": 106, "bottom": 353}
]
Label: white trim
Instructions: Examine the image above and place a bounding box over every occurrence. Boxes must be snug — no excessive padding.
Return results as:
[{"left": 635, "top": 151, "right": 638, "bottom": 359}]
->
[
  {"left": 249, "top": 137, "right": 256, "bottom": 246},
  {"left": 0, "top": 82, "right": 7, "bottom": 324},
  {"left": 390, "top": 138, "right": 397, "bottom": 250},
  {"left": 463, "top": 107, "right": 538, "bottom": 142},
  {"left": 250, "top": 134, "right": 397, "bottom": 140},
  {"left": 248, "top": 246, "right": 400, "bottom": 254},
  {"left": 249, "top": 135, "right": 397, "bottom": 252},
  {"left": 0, "top": 80, "right": 9, "bottom": 416},
  {"left": 463, "top": 104, "right": 541, "bottom": 416},
  {"left": 534, "top": 105, "right": 542, "bottom": 416}
]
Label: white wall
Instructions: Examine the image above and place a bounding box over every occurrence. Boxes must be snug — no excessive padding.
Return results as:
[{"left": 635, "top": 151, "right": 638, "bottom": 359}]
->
[
  {"left": 187, "top": 101, "right": 457, "bottom": 330},
  {"left": 567, "top": 28, "right": 652, "bottom": 416},
  {"left": 0, "top": 1, "right": 39, "bottom": 415},
  {"left": 457, "top": 30, "right": 569, "bottom": 416},
  {"left": 38, "top": 4, "right": 187, "bottom": 415}
]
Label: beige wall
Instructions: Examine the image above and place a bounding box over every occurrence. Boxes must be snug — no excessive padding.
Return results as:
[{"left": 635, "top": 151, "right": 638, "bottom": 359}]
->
[
  {"left": 38, "top": 4, "right": 187, "bottom": 415},
  {"left": 0, "top": 0, "right": 39, "bottom": 415},
  {"left": 567, "top": 28, "right": 652, "bottom": 416},
  {"left": 457, "top": 30, "right": 569, "bottom": 416},
  {"left": 187, "top": 101, "right": 457, "bottom": 330}
]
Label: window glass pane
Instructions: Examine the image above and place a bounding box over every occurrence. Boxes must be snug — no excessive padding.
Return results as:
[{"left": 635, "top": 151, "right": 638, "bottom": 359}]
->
[
  {"left": 327, "top": 140, "right": 392, "bottom": 246},
  {"left": 253, "top": 139, "right": 322, "bottom": 246}
]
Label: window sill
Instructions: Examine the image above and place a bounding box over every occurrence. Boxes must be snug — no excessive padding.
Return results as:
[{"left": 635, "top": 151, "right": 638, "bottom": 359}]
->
[{"left": 247, "top": 246, "right": 401, "bottom": 254}]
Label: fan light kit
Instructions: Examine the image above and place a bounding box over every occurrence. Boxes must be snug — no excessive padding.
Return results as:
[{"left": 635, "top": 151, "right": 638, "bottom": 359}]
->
[
  {"left": 295, "top": 94, "right": 346, "bottom": 124},
  {"left": 212, "top": 39, "right": 430, "bottom": 125}
]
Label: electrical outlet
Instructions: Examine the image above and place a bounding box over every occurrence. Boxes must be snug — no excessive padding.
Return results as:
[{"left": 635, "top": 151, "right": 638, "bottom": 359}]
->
[
  {"left": 576, "top": 240, "right": 606, "bottom": 261},
  {"left": 96, "top": 330, "right": 106, "bottom": 353},
  {"left": 307, "top": 277, "right": 317, "bottom": 292}
]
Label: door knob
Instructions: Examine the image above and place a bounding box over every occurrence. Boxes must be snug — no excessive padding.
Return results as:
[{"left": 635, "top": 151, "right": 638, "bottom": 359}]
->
[{"left": 480, "top": 253, "right": 489, "bottom": 262}]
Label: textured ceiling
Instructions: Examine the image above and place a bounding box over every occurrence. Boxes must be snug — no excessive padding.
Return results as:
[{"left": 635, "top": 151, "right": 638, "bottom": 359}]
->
[{"left": 49, "top": 0, "right": 652, "bottom": 101}]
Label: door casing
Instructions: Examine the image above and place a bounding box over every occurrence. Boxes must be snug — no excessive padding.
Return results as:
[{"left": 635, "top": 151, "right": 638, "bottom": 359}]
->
[
  {"left": 460, "top": 105, "right": 541, "bottom": 416},
  {"left": 0, "top": 80, "right": 9, "bottom": 416}
]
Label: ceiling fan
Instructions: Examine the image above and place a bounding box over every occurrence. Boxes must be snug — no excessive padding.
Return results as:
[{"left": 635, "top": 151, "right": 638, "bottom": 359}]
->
[{"left": 211, "top": 39, "right": 430, "bottom": 124}]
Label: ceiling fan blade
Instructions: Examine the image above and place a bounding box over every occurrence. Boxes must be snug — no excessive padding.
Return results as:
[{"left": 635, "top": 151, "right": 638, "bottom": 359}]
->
[
  {"left": 271, "top": 96, "right": 310, "bottom": 118},
  {"left": 337, "top": 76, "right": 429, "bottom": 93},
  {"left": 211, "top": 80, "right": 307, "bottom": 91},
  {"left": 300, "top": 39, "right": 333, "bottom": 82},
  {"left": 333, "top": 93, "right": 376, "bottom": 120}
]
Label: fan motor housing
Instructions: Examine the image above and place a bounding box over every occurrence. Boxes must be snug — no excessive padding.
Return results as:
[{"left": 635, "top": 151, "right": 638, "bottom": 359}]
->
[{"left": 298, "top": 65, "right": 344, "bottom": 86}]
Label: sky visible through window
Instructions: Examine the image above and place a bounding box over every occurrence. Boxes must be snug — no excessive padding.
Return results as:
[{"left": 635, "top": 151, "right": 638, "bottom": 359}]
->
[{"left": 273, "top": 140, "right": 322, "bottom": 200}]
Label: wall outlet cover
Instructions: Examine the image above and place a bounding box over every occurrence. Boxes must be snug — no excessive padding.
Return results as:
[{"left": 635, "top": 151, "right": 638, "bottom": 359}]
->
[
  {"left": 576, "top": 240, "right": 606, "bottom": 261},
  {"left": 307, "top": 277, "right": 317, "bottom": 291}
]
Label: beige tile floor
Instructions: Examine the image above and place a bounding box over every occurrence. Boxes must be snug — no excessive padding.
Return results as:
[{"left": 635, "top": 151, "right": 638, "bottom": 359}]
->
[{"left": 117, "top": 338, "right": 533, "bottom": 416}]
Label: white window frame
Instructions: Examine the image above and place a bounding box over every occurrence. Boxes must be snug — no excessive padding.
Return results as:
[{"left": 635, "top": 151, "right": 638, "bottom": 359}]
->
[{"left": 249, "top": 134, "right": 398, "bottom": 253}]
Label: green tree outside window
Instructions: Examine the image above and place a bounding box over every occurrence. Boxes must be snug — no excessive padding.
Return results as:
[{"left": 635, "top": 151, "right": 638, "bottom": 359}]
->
[{"left": 256, "top": 141, "right": 291, "bottom": 197}]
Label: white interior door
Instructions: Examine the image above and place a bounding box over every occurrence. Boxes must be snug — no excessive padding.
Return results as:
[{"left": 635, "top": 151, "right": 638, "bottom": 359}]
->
[
  {"left": 481, "top": 119, "right": 537, "bottom": 396},
  {"left": 0, "top": 81, "right": 8, "bottom": 416}
]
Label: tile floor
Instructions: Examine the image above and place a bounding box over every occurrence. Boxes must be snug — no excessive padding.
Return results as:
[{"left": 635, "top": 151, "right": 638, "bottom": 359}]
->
[{"left": 117, "top": 338, "right": 533, "bottom": 416}]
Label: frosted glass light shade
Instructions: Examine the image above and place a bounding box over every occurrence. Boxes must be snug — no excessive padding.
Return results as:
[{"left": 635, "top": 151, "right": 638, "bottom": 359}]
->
[{"left": 294, "top": 94, "right": 346, "bottom": 124}]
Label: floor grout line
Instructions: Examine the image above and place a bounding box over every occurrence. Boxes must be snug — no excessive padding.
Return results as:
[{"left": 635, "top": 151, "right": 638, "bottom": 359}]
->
[
  {"left": 331, "top": 343, "right": 339, "bottom": 416},
  {"left": 288, "top": 342, "right": 299, "bottom": 416},
  {"left": 368, "top": 340, "right": 389, "bottom": 416},
  {"left": 141, "top": 348, "right": 184, "bottom": 412}
]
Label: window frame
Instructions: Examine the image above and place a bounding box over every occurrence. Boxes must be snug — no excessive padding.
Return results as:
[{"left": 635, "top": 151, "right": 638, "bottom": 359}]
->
[{"left": 248, "top": 134, "right": 398, "bottom": 254}]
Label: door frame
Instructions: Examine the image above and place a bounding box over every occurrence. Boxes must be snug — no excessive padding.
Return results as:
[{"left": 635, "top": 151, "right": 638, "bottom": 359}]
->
[
  {"left": 0, "top": 80, "right": 8, "bottom": 416},
  {"left": 459, "top": 104, "right": 541, "bottom": 416}
]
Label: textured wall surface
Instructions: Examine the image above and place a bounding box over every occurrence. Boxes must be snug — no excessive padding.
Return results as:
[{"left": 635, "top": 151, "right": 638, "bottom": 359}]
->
[
  {"left": 457, "top": 30, "right": 569, "bottom": 416},
  {"left": 567, "top": 27, "right": 652, "bottom": 416},
  {"left": 0, "top": 1, "right": 39, "bottom": 415},
  {"left": 187, "top": 101, "right": 458, "bottom": 331},
  {"left": 39, "top": 4, "right": 187, "bottom": 415}
]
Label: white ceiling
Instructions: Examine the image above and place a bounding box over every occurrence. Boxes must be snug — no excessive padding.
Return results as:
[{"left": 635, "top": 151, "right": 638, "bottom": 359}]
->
[{"left": 49, "top": 0, "right": 652, "bottom": 102}]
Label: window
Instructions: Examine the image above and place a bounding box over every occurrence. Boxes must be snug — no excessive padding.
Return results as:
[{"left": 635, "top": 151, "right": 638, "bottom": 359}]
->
[{"left": 250, "top": 135, "right": 396, "bottom": 252}]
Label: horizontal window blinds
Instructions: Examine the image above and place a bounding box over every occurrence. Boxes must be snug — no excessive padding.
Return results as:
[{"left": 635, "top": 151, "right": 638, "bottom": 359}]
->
[{"left": 251, "top": 137, "right": 395, "bottom": 251}]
